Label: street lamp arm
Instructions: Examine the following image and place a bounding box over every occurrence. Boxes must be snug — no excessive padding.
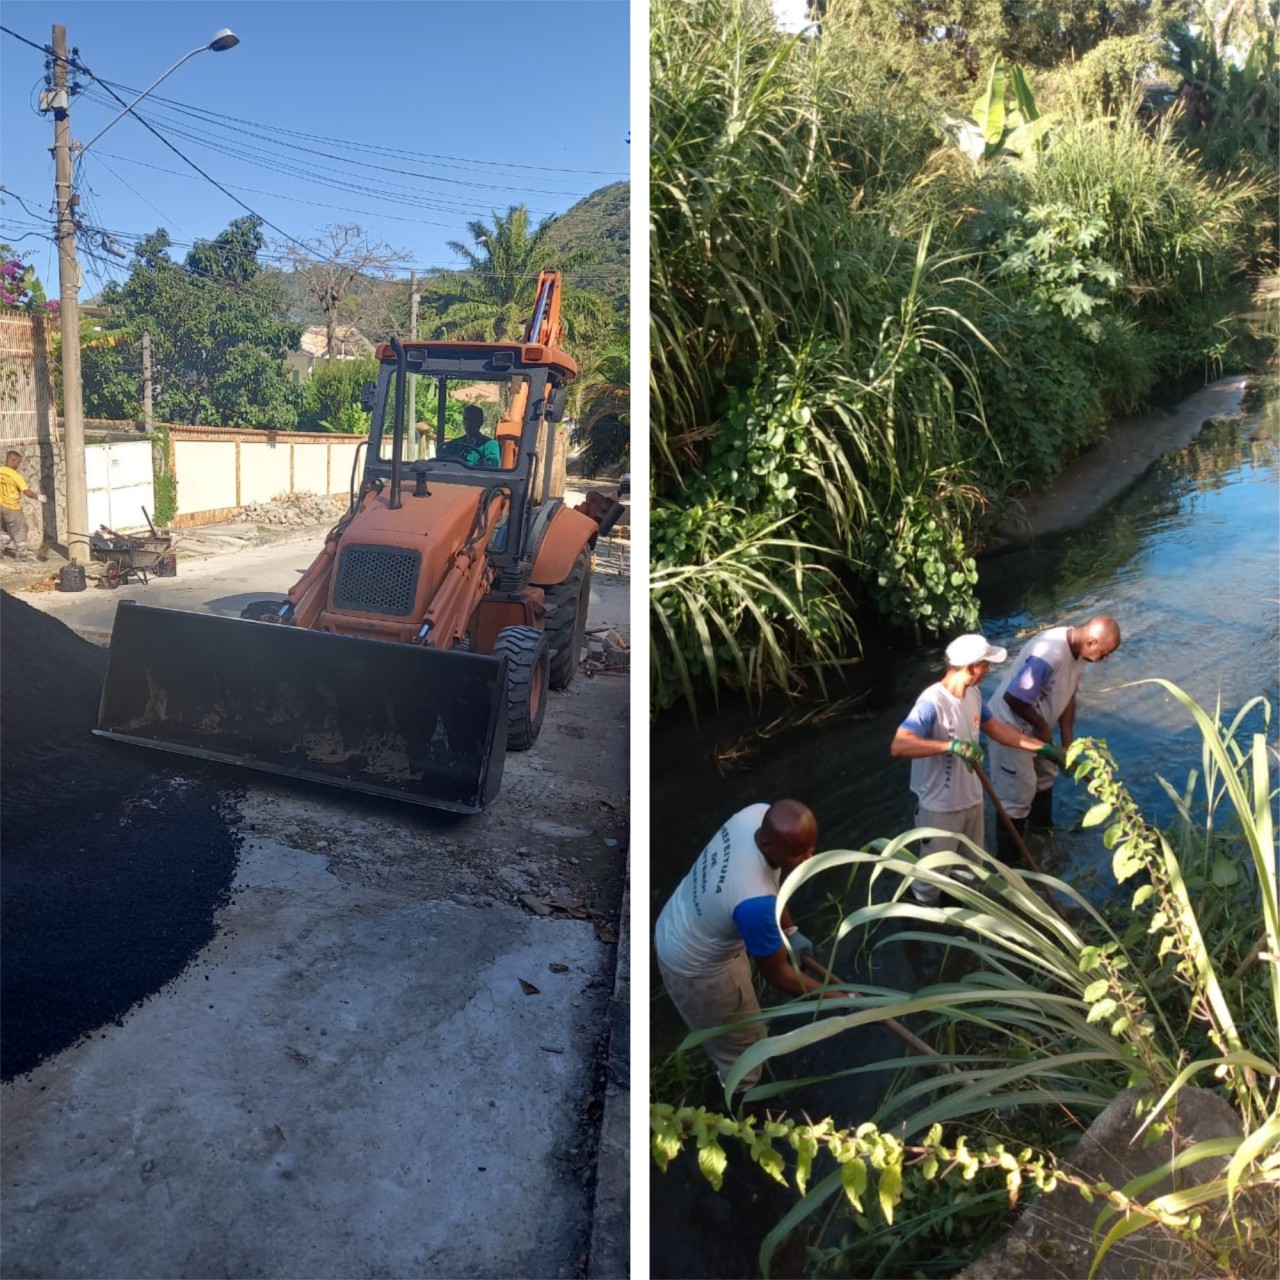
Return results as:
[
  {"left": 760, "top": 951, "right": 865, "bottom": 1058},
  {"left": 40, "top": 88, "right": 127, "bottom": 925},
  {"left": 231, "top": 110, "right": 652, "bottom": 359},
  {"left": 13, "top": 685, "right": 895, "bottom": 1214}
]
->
[
  {"left": 75, "top": 31, "right": 239, "bottom": 160},
  {"left": 76, "top": 46, "right": 205, "bottom": 159}
]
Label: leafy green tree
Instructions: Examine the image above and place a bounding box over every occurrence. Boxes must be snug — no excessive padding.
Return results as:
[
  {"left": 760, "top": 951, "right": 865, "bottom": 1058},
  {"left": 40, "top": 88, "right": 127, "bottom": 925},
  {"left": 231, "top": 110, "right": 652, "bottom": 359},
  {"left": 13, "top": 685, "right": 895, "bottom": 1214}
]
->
[
  {"left": 424, "top": 204, "right": 610, "bottom": 347},
  {"left": 87, "top": 217, "right": 302, "bottom": 428},
  {"left": 298, "top": 356, "right": 377, "bottom": 433},
  {"left": 80, "top": 314, "right": 141, "bottom": 420}
]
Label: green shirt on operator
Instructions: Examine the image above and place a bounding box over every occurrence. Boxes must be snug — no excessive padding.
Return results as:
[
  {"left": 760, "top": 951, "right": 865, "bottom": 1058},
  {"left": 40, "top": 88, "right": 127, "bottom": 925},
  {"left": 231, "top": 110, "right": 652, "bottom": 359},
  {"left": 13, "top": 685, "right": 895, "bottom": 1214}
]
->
[{"left": 440, "top": 404, "right": 502, "bottom": 468}]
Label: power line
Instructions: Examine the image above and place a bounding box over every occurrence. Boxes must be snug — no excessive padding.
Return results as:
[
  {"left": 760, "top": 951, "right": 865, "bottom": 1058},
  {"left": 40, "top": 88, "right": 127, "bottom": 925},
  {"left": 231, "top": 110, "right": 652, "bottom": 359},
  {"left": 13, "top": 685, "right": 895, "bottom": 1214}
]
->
[
  {"left": 0, "top": 187, "right": 52, "bottom": 220},
  {"left": 0, "top": 24, "right": 49, "bottom": 56},
  {"left": 72, "top": 84, "right": 578, "bottom": 216},
  {"left": 67, "top": 55, "right": 328, "bottom": 263},
  {"left": 89, "top": 154, "right": 187, "bottom": 234},
  {"left": 79, "top": 76, "right": 628, "bottom": 178},
  {"left": 85, "top": 146, "right": 565, "bottom": 227},
  {"left": 88, "top": 151, "right": 520, "bottom": 230},
  {"left": 76, "top": 84, "right": 596, "bottom": 199}
]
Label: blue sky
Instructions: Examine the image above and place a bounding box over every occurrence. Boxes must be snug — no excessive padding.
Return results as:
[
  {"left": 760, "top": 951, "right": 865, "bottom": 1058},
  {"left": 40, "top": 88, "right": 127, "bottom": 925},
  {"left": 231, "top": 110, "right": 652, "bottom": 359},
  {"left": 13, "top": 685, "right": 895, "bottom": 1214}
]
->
[{"left": 0, "top": 0, "right": 631, "bottom": 300}]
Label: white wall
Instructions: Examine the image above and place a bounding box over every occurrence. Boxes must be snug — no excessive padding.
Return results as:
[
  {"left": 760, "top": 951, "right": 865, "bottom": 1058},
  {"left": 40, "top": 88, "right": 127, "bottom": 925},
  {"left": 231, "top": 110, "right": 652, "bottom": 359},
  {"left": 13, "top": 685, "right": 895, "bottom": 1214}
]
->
[
  {"left": 167, "top": 435, "right": 365, "bottom": 522},
  {"left": 238, "top": 441, "right": 293, "bottom": 504}
]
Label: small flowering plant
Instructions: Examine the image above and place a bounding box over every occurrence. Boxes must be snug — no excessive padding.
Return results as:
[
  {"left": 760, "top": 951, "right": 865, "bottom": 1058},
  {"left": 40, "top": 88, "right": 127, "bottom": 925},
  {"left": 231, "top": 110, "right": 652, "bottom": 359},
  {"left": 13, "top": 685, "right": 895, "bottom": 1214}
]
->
[{"left": 0, "top": 248, "right": 56, "bottom": 314}]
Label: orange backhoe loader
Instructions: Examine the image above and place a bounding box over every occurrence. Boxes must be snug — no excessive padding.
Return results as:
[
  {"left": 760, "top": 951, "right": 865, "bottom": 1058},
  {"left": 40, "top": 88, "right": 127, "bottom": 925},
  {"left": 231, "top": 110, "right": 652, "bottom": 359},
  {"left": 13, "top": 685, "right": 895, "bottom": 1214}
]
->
[{"left": 94, "top": 271, "right": 624, "bottom": 813}]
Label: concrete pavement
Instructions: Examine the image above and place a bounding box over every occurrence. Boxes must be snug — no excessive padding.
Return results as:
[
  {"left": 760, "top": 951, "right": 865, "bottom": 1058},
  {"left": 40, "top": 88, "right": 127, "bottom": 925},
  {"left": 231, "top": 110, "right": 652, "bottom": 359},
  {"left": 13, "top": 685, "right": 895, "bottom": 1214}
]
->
[{"left": 2, "top": 501, "right": 632, "bottom": 1277}]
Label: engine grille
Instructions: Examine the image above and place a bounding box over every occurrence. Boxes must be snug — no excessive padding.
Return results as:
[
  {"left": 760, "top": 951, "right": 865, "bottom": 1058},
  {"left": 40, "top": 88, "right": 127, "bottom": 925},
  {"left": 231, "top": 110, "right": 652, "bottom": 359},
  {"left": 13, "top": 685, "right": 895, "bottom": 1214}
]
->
[{"left": 333, "top": 544, "right": 421, "bottom": 616}]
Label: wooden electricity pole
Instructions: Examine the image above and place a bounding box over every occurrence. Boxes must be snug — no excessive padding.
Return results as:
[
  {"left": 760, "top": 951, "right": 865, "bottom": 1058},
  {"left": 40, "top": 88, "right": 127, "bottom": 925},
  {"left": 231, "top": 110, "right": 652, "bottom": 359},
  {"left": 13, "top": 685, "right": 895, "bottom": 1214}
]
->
[{"left": 51, "top": 24, "right": 88, "bottom": 562}]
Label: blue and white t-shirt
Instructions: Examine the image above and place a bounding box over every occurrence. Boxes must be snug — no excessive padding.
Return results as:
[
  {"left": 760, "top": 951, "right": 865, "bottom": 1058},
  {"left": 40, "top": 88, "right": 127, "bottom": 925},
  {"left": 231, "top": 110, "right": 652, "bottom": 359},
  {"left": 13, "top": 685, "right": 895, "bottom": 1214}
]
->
[
  {"left": 900, "top": 683, "right": 989, "bottom": 811},
  {"left": 990, "top": 627, "right": 1082, "bottom": 735},
  {"left": 654, "top": 804, "right": 785, "bottom": 976}
]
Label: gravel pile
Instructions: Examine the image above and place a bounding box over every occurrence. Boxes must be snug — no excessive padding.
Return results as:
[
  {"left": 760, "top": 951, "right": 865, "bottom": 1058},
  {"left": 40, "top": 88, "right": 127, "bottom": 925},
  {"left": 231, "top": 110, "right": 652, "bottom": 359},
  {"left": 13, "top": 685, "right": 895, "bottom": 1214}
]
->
[
  {"left": 0, "top": 591, "right": 242, "bottom": 1080},
  {"left": 236, "top": 492, "right": 347, "bottom": 525}
]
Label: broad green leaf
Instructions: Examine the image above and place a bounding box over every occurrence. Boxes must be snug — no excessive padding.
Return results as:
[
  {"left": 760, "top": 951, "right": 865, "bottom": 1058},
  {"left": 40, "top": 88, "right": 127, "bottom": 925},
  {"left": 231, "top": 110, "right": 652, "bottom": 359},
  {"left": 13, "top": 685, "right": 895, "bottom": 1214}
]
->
[
  {"left": 878, "top": 1162, "right": 902, "bottom": 1225},
  {"left": 697, "top": 1140, "right": 727, "bottom": 1191},
  {"left": 1083, "top": 802, "right": 1113, "bottom": 828},
  {"left": 842, "top": 1157, "right": 867, "bottom": 1212}
]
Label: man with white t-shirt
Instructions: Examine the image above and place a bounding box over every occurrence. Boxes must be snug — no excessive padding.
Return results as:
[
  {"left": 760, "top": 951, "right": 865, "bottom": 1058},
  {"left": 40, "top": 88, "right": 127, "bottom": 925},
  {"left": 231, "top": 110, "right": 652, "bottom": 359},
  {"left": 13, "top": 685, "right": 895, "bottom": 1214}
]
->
[
  {"left": 890, "top": 633, "right": 1062, "bottom": 902},
  {"left": 988, "top": 615, "right": 1121, "bottom": 861},
  {"left": 654, "top": 799, "right": 832, "bottom": 1092}
]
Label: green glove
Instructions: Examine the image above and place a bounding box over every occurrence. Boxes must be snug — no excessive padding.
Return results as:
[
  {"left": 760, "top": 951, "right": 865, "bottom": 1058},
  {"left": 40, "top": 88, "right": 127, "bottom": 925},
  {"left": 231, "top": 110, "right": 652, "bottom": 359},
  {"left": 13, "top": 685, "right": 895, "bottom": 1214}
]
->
[
  {"left": 1036, "top": 743, "right": 1066, "bottom": 768},
  {"left": 947, "top": 738, "right": 983, "bottom": 768}
]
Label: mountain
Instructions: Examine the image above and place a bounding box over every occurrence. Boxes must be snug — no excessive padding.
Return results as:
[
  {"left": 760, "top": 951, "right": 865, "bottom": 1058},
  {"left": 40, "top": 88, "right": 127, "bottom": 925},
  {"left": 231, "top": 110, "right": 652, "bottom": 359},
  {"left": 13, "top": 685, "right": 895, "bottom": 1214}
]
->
[{"left": 542, "top": 180, "right": 629, "bottom": 313}]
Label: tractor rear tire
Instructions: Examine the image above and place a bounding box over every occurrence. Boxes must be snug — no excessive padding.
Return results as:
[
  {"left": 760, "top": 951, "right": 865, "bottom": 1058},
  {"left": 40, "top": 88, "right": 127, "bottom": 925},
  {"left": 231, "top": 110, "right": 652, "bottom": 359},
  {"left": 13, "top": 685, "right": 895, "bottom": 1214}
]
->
[
  {"left": 493, "top": 625, "right": 550, "bottom": 751},
  {"left": 543, "top": 548, "right": 592, "bottom": 691}
]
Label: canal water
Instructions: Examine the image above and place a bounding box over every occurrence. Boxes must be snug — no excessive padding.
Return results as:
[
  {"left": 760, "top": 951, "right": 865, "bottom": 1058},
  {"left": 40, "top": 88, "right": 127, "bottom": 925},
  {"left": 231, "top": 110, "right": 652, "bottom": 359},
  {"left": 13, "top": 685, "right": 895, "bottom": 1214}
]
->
[{"left": 649, "top": 385, "right": 1278, "bottom": 1277}]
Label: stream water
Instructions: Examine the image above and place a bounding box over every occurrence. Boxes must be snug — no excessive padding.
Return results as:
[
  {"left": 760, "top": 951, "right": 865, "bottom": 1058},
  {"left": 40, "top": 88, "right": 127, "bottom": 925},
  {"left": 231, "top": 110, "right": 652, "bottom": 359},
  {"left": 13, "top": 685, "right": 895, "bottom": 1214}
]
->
[{"left": 649, "top": 385, "right": 1279, "bottom": 1278}]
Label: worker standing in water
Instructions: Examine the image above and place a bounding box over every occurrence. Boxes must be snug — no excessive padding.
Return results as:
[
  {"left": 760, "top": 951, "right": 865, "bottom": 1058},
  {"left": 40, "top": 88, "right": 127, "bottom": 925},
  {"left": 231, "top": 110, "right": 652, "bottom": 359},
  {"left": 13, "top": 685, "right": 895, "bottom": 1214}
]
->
[
  {"left": 987, "top": 615, "right": 1122, "bottom": 861},
  {"left": 891, "top": 633, "right": 1064, "bottom": 902}
]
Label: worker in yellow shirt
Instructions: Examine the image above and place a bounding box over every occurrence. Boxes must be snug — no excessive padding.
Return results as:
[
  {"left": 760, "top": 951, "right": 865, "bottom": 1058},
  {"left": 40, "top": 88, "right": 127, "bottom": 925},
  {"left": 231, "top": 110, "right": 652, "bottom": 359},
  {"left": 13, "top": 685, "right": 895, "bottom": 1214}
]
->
[{"left": 0, "top": 449, "right": 46, "bottom": 561}]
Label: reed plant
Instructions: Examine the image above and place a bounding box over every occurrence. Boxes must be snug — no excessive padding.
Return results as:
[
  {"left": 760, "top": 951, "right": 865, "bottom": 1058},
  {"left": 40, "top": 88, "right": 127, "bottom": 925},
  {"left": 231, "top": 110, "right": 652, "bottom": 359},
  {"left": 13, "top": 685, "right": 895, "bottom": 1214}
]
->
[
  {"left": 652, "top": 683, "right": 1280, "bottom": 1277},
  {"left": 650, "top": 0, "right": 995, "bottom": 710}
]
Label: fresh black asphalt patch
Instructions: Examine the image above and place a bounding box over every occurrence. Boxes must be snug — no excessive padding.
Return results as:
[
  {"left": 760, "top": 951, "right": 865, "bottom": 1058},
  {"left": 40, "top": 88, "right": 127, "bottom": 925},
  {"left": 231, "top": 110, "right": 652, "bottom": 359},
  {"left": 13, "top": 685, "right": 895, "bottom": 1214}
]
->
[{"left": 1, "top": 590, "right": 241, "bottom": 1080}]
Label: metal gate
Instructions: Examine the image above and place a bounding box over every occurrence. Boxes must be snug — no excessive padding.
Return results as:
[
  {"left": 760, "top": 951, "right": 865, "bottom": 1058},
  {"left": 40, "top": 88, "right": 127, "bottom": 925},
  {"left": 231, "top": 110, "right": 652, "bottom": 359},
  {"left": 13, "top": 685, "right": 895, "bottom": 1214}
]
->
[{"left": 86, "top": 441, "right": 155, "bottom": 533}]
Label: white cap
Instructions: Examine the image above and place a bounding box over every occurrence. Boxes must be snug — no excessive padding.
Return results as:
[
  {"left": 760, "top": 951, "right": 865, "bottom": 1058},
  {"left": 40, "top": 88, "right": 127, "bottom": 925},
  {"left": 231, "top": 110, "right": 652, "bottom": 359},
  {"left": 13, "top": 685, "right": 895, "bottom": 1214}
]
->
[{"left": 945, "top": 634, "right": 1007, "bottom": 668}]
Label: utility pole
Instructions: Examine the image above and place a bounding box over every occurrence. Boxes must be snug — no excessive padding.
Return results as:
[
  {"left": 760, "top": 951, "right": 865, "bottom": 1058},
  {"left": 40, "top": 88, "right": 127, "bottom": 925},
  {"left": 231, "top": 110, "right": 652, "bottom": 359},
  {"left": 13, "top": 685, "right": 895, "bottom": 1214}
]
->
[
  {"left": 51, "top": 24, "right": 88, "bottom": 562},
  {"left": 142, "top": 332, "right": 153, "bottom": 433}
]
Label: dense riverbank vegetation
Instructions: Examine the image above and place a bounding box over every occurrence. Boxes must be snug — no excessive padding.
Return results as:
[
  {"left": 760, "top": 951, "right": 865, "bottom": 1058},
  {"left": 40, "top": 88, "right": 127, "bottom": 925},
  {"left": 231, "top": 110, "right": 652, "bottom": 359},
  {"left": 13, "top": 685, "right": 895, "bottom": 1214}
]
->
[
  {"left": 651, "top": 685, "right": 1279, "bottom": 1278},
  {"left": 650, "top": 0, "right": 1278, "bottom": 713}
]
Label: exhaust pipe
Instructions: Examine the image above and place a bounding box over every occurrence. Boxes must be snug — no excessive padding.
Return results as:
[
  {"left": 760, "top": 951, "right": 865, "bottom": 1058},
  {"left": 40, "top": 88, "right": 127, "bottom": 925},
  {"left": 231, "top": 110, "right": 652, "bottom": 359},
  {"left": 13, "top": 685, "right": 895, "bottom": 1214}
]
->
[{"left": 389, "top": 335, "right": 406, "bottom": 510}]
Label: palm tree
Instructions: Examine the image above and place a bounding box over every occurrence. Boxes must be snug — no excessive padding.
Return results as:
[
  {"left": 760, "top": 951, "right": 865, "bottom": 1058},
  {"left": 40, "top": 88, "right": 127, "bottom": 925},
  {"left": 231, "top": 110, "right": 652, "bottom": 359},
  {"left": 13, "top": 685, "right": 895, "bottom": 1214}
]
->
[
  {"left": 571, "top": 332, "right": 629, "bottom": 472},
  {"left": 425, "top": 205, "right": 608, "bottom": 344}
]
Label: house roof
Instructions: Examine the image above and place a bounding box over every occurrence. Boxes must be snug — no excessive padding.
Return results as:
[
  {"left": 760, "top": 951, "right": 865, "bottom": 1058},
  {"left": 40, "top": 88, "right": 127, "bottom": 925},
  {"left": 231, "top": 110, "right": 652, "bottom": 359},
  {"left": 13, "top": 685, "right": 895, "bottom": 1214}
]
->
[{"left": 298, "top": 324, "right": 374, "bottom": 358}]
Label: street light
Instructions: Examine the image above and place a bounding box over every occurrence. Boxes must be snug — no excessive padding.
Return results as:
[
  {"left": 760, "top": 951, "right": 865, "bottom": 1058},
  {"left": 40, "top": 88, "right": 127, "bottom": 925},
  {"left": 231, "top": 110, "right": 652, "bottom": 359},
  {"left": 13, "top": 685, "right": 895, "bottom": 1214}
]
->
[
  {"left": 51, "top": 26, "right": 239, "bottom": 562},
  {"left": 77, "top": 30, "right": 240, "bottom": 160}
]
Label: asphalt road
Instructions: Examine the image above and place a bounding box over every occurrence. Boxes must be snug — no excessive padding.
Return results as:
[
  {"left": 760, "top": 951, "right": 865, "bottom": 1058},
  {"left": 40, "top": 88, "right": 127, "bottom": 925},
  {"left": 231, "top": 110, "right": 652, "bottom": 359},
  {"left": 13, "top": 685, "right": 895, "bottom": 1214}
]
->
[{"left": 1, "top": 525, "right": 631, "bottom": 1278}]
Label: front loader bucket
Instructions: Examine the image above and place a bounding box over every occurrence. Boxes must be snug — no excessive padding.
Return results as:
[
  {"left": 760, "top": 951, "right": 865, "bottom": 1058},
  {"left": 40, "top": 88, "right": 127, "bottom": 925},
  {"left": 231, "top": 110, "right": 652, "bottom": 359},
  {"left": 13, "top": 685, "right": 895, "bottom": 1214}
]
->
[{"left": 95, "top": 603, "right": 507, "bottom": 813}]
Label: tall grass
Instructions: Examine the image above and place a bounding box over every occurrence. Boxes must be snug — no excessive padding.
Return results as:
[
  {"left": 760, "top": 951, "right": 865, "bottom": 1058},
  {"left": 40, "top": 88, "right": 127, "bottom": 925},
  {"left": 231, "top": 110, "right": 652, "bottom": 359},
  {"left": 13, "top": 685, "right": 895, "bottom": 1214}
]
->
[{"left": 650, "top": 0, "right": 994, "bottom": 710}]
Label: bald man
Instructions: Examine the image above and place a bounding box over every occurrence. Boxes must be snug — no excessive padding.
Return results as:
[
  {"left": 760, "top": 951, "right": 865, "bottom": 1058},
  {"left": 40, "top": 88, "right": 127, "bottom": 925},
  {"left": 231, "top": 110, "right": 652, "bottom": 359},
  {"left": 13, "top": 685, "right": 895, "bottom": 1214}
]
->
[
  {"left": 655, "top": 800, "right": 831, "bottom": 1092},
  {"left": 987, "top": 615, "right": 1121, "bottom": 861}
]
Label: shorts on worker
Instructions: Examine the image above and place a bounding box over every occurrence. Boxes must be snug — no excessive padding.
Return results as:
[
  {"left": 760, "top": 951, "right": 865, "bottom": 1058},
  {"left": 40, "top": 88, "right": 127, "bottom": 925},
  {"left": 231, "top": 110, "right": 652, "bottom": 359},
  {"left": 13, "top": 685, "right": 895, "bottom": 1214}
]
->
[
  {"left": 988, "top": 740, "right": 1057, "bottom": 821},
  {"left": 657, "top": 948, "right": 765, "bottom": 1091},
  {"left": 908, "top": 803, "right": 984, "bottom": 905},
  {"left": 0, "top": 506, "right": 29, "bottom": 554}
]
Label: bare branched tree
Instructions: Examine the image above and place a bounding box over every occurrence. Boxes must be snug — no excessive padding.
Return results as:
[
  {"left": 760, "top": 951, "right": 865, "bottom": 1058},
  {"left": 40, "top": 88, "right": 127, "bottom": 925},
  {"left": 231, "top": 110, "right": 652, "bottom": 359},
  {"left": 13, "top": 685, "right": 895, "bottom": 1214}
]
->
[{"left": 279, "top": 225, "right": 411, "bottom": 357}]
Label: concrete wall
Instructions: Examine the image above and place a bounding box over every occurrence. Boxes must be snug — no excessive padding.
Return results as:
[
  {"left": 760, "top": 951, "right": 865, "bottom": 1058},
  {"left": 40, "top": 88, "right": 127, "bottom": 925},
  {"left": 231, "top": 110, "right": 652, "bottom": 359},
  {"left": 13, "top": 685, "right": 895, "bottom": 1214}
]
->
[
  {"left": 165, "top": 429, "right": 364, "bottom": 526},
  {"left": 170, "top": 441, "right": 237, "bottom": 519}
]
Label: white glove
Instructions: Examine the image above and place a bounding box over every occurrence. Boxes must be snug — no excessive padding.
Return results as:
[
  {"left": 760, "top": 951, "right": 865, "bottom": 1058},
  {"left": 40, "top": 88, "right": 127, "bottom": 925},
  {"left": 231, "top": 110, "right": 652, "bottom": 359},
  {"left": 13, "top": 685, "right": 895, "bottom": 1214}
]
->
[{"left": 37, "top": 494, "right": 47, "bottom": 504}]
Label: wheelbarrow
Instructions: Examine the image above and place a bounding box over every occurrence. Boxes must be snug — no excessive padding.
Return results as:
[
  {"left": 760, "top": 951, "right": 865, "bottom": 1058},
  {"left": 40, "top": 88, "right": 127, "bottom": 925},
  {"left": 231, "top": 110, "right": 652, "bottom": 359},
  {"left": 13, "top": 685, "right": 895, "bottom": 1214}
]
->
[{"left": 89, "top": 511, "right": 175, "bottom": 588}]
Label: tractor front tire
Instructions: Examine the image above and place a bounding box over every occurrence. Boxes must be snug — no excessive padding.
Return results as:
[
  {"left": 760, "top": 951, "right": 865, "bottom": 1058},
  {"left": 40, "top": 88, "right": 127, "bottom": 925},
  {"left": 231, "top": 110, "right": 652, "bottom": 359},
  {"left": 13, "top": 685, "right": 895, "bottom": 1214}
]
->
[
  {"left": 493, "top": 625, "right": 550, "bottom": 751},
  {"left": 240, "top": 600, "right": 284, "bottom": 622},
  {"left": 543, "top": 547, "right": 592, "bottom": 691}
]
